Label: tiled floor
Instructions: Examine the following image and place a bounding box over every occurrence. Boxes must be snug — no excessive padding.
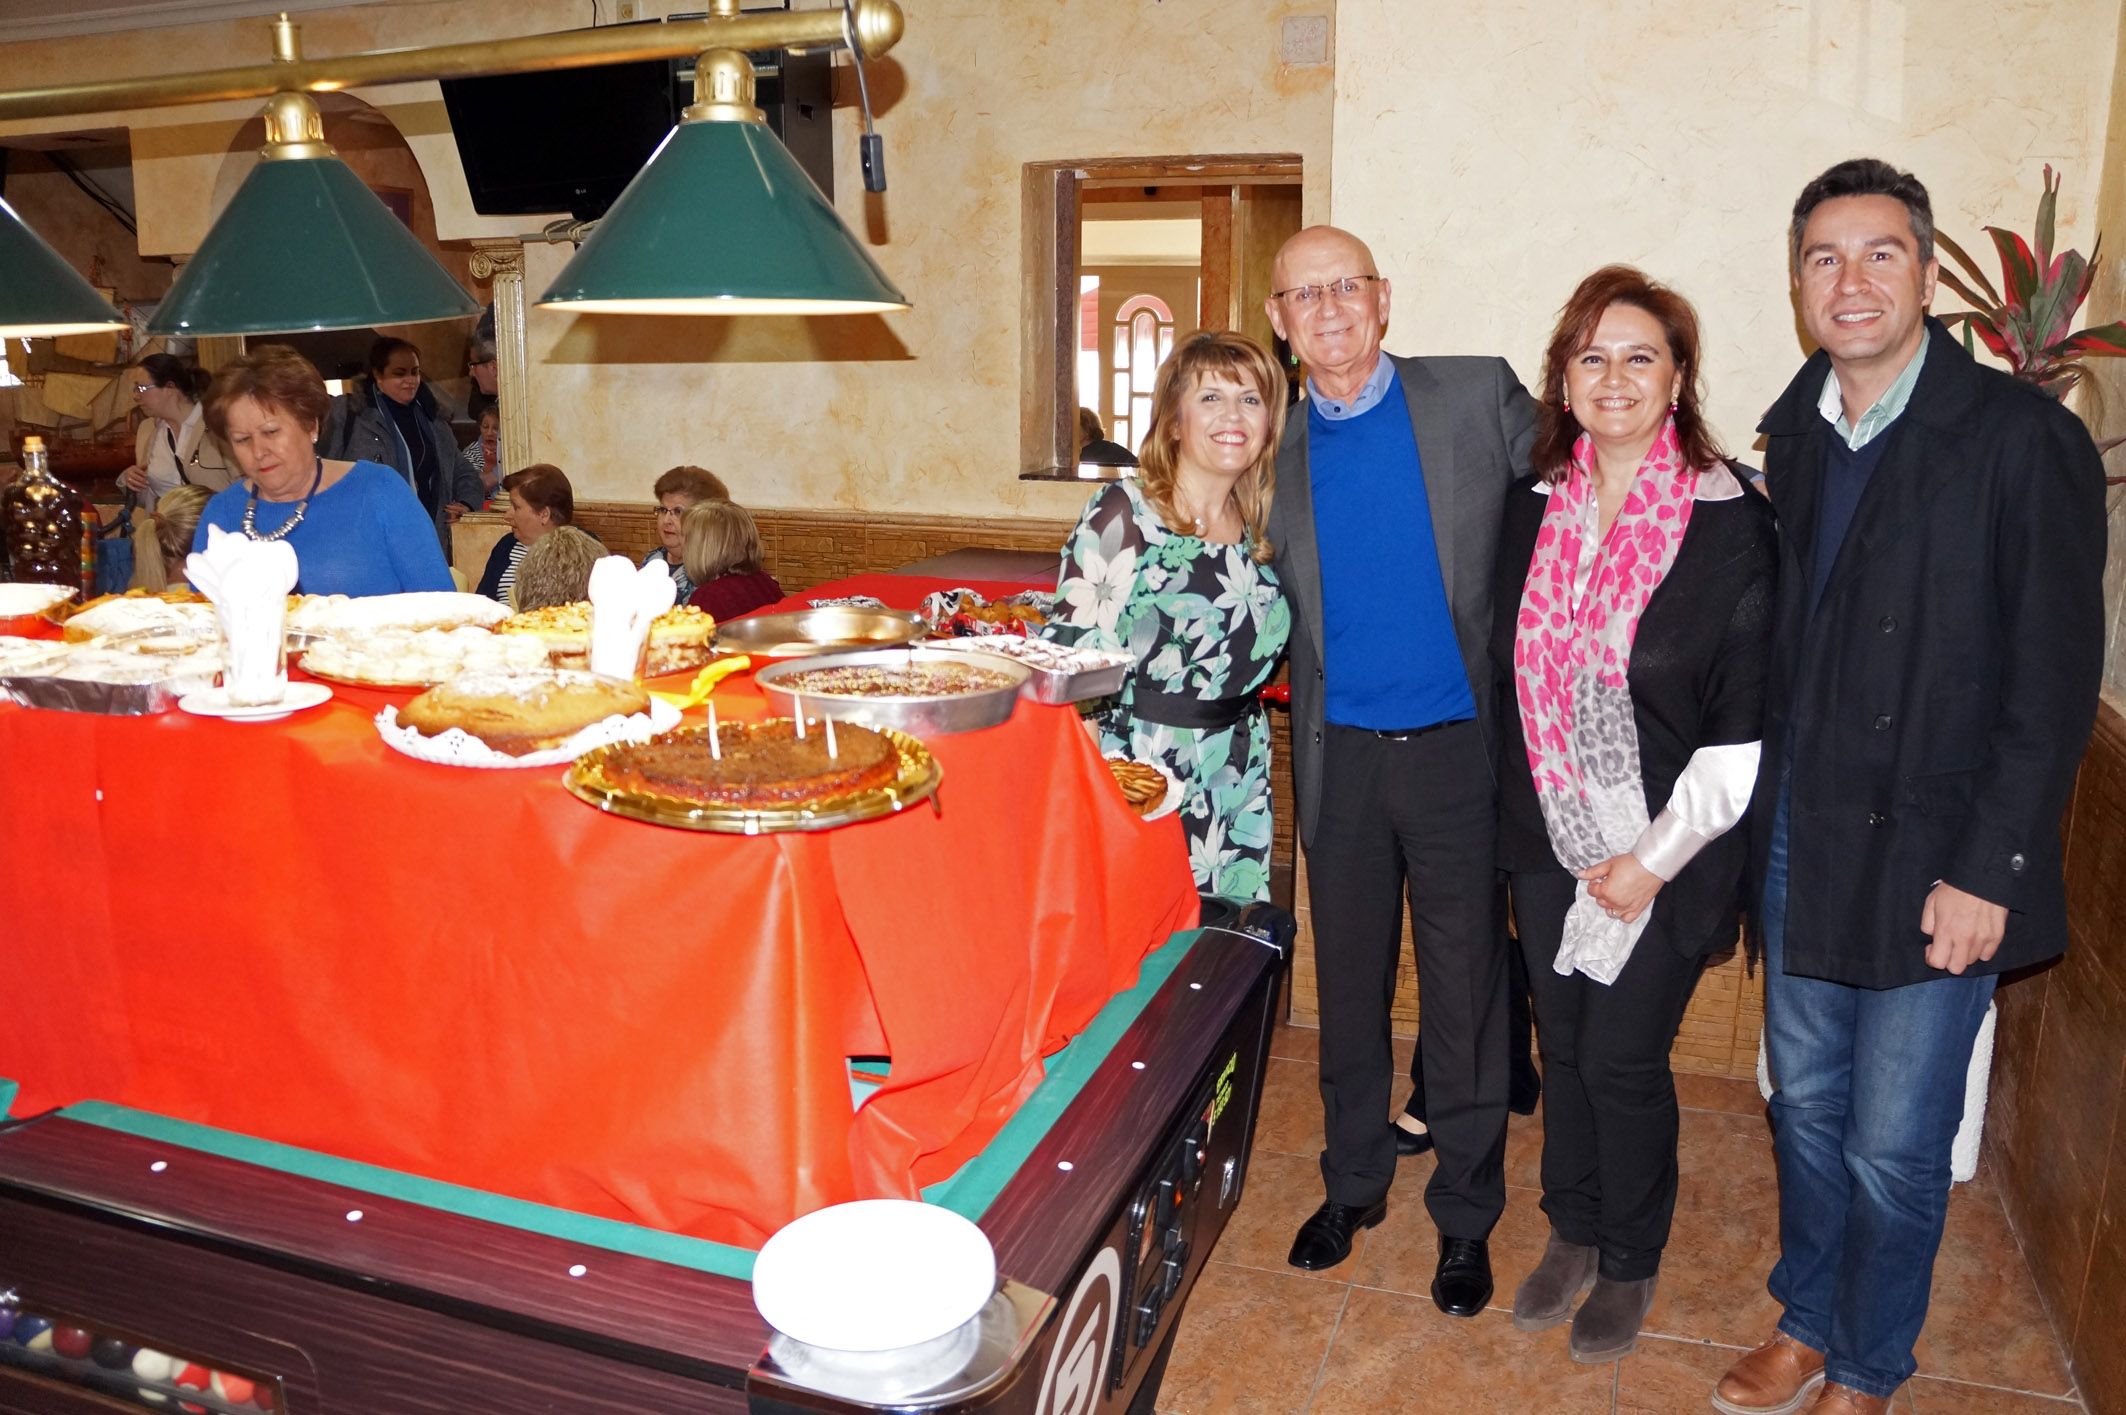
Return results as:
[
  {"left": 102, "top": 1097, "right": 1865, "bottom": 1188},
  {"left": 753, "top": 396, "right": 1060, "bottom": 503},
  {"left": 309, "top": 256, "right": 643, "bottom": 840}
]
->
[{"left": 1157, "top": 1022, "right": 2087, "bottom": 1414}]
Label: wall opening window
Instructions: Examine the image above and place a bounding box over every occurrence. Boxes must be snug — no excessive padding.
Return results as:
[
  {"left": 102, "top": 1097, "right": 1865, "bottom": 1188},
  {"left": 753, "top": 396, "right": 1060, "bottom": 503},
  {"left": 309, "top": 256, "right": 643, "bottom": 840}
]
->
[
  {"left": 1110, "top": 293, "right": 1175, "bottom": 454},
  {"left": 1021, "top": 155, "right": 1303, "bottom": 479}
]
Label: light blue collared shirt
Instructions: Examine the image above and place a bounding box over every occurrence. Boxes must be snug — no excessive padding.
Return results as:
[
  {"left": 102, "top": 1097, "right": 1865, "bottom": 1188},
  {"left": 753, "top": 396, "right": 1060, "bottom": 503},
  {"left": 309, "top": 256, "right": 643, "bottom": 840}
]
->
[
  {"left": 1817, "top": 336, "right": 1928, "bottom": 450},
  {"left": 1307, "top": 354, "right": 1397, "bottom": 421}
]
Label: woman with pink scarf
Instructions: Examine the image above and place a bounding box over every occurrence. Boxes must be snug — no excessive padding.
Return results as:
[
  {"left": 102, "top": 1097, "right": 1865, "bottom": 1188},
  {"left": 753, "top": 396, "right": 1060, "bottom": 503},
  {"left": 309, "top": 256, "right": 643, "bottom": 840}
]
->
[{"left": 1495, "top": 266, "right": 1776, "bottom": 1362}]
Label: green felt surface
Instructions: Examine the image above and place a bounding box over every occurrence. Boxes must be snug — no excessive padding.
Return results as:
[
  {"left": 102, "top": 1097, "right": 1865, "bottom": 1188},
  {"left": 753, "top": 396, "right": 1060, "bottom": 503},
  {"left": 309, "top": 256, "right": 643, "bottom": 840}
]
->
[{"left": 2, "top": 929, "right": 1202, "bottom": 1280}]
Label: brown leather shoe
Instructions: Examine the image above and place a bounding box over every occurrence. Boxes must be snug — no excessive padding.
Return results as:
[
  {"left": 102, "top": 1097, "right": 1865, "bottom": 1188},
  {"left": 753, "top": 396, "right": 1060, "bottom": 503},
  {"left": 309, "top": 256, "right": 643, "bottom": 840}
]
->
[
  {"left": 1710, "top": 1331, "right": 1826, "bottom": 1415},
  {"left": 1803, "top": 1385, "right": 1893, "bottom": 1415}
]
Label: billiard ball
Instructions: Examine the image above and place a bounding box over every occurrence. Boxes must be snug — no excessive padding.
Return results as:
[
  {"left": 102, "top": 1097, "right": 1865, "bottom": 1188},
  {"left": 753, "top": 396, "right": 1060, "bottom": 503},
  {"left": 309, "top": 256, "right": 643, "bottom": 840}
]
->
[
  {"left": 12, "top": 1312, "right": 53, "bottom": 1351},
  {"left": 130, "top": 1345, "right": 175, "bottom": 1382},
  {"left": 252, "top": 1382, "right": 279, "bottom": 1409},
  {"left": 211, "top": 1370, "right": 256, "bottom": 1403},
  {"left": 91, "top": 1334, "right": 135, "bottom": 1369},
  {"left": 172, "top": 1359, "right": 212, "bottom": 1412},
  {"left": 0, "top": 1307, "right": 13, "bottom": 1341},
  {"left": 51, "top": 1324, "right": 93, "bottom": 1360}
]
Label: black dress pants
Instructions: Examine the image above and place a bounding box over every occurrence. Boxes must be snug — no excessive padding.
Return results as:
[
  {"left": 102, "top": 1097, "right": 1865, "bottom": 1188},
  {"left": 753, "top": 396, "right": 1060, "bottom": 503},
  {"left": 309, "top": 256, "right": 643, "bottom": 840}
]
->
[
  {"left": 1402, "top": 876, "right": 1536, "bottom": 1119},
  {"left": 1512, "top": 867, "right": 1705, "bottom": 1281},
  {"left": 1307, "top": 720, "right": 1506, "bottom": 1239}
]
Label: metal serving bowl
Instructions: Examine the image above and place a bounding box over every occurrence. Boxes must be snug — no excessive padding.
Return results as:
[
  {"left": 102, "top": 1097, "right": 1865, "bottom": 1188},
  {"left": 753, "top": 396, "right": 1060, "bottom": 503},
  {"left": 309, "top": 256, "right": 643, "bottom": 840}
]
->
[
  {"left": 713, "top": 607, "right": 925, "bottom": 661},
  {"left": 755, "top": 646, "right": 1032, "bottom": 736}
]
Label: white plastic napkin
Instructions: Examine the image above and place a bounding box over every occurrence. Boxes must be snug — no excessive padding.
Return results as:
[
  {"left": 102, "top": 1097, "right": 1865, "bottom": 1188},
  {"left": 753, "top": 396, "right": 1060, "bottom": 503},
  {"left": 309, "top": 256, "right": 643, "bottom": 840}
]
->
[
  {"left": 587, "top": 554, "right": 678, "bottom": 679},
  {"left": 186, "top": 525, "right": 299, "bottom": 705}
]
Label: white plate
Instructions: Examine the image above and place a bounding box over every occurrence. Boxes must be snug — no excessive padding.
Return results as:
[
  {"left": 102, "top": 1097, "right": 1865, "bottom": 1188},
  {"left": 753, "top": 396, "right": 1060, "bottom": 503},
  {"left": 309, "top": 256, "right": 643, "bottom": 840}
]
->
[
  {"left": 178, "top": 681, "right": 333, "bottom": 723},
  {"left": 753, "top": 1200, "right": 997, "bottom": 1353},
  {"left": 374, "top": 695, "right": 680, "bottom": 769},
  {"left": 1105, "top": 753, "right": 1184, "bottom": 822}
]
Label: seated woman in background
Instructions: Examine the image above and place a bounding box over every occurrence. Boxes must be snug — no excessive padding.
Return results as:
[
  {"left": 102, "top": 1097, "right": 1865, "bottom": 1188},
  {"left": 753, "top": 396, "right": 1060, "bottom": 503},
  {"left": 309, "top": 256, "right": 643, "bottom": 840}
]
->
[
  {"left": 192, "top": 345, "right": 454, "bottom": 596},
  {"left": 511, "top": 525, "right": 605, "bottom": 612},
  {"left": 1050, "top": 330, "right": 1288, "bottom": 901},
  {"left": 457, "top": 405, "right": 502, "bottom": 508},
  {"left": 682, "top": 500, "right": 782, "bottom": 620},
  {"left": 129, "top": 484, "right": 211, "bottom": 592},
  {"left": 477, "top": 463, "right": 576, "bottom": 604},
  {"left": 643, "top": 464, "right": 731, "bottom": 601},
  {"left": 321, "top": 335, "right": 484, "bottom": 558},
  {"left": 121, "top": 353, "right": 236, "bottom": 508}
]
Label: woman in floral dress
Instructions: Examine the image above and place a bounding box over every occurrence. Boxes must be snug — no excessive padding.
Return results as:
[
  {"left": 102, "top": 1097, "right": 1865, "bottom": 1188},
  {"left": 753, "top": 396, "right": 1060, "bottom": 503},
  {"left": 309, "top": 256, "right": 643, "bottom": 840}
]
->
[{"left": 1050, "top": 331, "right": 1291, "bottom": 900}]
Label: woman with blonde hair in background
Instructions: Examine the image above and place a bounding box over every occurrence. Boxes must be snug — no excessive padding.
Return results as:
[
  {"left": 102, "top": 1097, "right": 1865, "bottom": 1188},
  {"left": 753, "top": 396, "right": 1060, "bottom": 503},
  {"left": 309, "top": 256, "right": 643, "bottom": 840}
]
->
[
  {"left": 129, "top": 484, "right": 212, "bottom": 592},
  {"left": 510, "top": 524, "right": 605, "bottom": 612},
  {"left": 681, "top": 500, "right": 783, "bottom": 621},
  {"left": 1049, "top": 329, "right": 1290, "bottom": 900}
]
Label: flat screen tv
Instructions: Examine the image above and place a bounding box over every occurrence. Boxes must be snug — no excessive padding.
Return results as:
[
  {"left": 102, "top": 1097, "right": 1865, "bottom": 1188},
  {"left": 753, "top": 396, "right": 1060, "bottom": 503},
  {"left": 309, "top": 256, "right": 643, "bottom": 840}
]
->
[{"left": 441, "top": 26, "right": 833, "bottom": 223}]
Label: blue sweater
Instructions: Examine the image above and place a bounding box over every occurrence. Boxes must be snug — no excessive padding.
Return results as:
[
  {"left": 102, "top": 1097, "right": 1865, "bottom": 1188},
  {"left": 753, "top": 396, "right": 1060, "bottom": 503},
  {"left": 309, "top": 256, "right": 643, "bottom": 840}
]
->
[
  {"left": 1310, "top": 376, "right": 1473, "bottom": 729},
  {"left": 195, "top": 460, "right": 455, "bottom": 597}
]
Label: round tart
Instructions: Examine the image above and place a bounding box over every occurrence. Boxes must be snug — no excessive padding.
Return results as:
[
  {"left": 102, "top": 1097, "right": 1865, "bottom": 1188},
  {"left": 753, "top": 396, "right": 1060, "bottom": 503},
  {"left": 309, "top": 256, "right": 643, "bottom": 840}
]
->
[
  {"left": 773, "top": 661, "right": 1019, "bottom": 698},
  {"left": 595, "top": 718, "right": 899, "bottom": 808},
  {"left": 400, "top": 669, "right": 652, "bottom": 756}
]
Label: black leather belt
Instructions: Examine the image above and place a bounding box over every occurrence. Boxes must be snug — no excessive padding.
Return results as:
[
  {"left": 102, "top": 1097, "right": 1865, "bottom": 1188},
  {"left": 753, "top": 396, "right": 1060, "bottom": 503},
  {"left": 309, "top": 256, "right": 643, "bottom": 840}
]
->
[
  {"left": 1338, "top": 718, "right": 1467, "bottom": 742},
  {"left": 1129, "top": 683, "right": 1261, "bottom": 732}
]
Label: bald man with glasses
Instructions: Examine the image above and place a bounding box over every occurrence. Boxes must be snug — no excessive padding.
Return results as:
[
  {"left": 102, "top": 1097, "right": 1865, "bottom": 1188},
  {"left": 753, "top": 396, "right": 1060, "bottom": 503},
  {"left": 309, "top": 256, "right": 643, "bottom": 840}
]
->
[{"left": 1264, "top": 226, "right": 1538, "bottom": 1316}]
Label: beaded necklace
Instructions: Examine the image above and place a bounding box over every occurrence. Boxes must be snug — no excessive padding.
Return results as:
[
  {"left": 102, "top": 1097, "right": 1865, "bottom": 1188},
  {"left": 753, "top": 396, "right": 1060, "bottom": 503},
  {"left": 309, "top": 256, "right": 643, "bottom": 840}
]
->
[{"left": 240, "top": 457, "right": 324, "bottom": 543}]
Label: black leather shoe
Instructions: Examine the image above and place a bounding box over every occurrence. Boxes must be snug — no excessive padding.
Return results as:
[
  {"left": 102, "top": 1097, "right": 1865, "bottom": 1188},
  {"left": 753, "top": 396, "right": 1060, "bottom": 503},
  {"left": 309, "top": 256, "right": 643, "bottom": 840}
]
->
[
  {"left": 1393, "top": 1122, "right": 1434, "bottom": 1157},
  {"left": 1431, "top": 1235, "right": 1493, "bottom": 1317},
  {"left": 1286, "top": 1198, "right": 1386, "bottom": 1271}
]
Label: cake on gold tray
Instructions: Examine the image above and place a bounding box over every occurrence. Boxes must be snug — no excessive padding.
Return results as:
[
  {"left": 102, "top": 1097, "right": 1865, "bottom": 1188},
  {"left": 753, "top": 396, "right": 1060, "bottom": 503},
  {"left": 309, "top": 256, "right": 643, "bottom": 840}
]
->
[{"left": 567, "top": 718, "right": 939, "bottom": 833}]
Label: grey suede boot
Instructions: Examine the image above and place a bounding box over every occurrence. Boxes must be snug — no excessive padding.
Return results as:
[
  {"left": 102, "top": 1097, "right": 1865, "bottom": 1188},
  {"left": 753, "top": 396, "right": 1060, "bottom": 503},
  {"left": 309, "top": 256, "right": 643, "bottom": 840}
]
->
[
  {"left": 1567, "top": 1273, "right": 1657, "bottom": 1362},
  {"left": 1510, "top": 1233, "right": 1598, "bottom": 1332}
]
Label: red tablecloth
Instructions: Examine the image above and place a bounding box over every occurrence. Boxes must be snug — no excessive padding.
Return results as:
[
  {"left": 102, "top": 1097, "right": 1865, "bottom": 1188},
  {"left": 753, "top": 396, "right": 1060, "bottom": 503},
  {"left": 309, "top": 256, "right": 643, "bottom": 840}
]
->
[{"left": 0, "top": 660, "right": 1192, "bottom": 1247}]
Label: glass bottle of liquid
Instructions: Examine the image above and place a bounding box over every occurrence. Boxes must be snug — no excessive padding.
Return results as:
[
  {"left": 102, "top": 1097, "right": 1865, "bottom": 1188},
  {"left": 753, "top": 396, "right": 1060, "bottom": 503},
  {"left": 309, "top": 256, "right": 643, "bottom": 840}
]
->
[{"left": 3, "top": 435, "right": 87, "bottom": 590}]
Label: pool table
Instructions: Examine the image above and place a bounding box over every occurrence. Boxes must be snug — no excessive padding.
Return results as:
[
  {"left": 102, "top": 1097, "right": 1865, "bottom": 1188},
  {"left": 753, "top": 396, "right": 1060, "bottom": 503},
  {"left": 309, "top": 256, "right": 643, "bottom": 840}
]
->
[{"left": 0, "top": 911, "right": 1286, "bottom": 1413}]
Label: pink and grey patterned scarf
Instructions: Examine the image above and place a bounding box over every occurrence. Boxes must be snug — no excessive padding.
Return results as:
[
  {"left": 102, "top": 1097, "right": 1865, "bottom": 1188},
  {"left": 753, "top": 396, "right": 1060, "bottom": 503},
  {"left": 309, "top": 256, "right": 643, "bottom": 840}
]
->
[{"left": 1513, "top": 419, "right": 1698, "bottom": 981}]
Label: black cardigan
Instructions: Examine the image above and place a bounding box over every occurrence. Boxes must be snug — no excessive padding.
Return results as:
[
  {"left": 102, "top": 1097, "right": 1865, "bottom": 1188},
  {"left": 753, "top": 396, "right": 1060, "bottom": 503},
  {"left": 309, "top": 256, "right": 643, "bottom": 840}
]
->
[{"left": 1492, "top": 473, "right": 1778, "bottom": 955}]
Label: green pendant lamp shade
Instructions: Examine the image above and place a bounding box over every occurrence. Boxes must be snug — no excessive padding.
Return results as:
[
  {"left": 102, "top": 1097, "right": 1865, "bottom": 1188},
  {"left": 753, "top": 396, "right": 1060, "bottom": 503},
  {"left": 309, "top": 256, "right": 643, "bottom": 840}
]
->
[
  {"left": 539, "top": 116, "right": 909, "bottom": 316},
  {"left": 0, "top": 197, "right": 128, "bottom": 337},
  {"left": 148, "top": 154, "right": 481, "bottom": 336}
]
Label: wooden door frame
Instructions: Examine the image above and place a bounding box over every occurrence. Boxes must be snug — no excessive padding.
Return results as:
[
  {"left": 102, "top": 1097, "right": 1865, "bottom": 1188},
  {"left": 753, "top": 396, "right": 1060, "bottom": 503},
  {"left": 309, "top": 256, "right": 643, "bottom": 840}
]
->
[{"left": 1020, "top": 154, "right": 1302, "bottom": 476}]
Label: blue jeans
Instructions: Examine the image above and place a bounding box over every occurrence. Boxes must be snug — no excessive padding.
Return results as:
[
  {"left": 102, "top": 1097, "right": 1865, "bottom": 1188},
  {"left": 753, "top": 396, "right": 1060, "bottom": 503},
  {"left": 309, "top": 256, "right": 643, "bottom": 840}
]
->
[{"left": 1761, "top": 797, "right": 1995, "bottom": 1398}]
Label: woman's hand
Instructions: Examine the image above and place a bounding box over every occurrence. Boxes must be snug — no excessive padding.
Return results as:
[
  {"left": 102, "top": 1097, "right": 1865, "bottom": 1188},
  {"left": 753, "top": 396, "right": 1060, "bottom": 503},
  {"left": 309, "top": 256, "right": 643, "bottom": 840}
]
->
[
  {"left": 444, "top": 501, "right": 471, "bottom": 523},
  {"left": 120, "top": 464, "right": 150, "bottom": 492},
  {"left": 1576, "top": 853, "right": 1662, "bottom": 923}
]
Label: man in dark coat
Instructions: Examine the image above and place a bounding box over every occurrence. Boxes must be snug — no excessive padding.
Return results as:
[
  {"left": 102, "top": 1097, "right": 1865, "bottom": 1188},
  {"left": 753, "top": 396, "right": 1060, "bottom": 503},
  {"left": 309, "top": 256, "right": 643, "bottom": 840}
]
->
[
  {"left": 1263, "top": 225, "right": 1537, "bottom": 1315},
  {"left": 1713, "top": 160, "right": 2105, "bottom": 1415}
]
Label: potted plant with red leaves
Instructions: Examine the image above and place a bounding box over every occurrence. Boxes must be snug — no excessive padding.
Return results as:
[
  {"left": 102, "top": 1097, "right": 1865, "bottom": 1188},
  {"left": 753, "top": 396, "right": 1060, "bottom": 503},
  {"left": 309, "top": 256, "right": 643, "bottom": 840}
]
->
[{"left": 1936, "top": 165, "right": 2126, "bottom": 476}]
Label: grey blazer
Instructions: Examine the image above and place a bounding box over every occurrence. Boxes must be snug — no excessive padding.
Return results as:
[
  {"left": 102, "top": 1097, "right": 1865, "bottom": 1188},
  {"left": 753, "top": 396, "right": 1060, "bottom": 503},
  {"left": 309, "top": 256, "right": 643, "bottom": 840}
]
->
[{"left": 1266, "top": 352, "right": 1539, "bottom": 849}]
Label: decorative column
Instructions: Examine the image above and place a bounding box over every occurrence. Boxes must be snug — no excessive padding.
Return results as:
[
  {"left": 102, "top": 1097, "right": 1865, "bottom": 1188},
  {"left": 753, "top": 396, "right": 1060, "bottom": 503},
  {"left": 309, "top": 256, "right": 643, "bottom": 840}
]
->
[{"left": 469, "top": 239, "right": 530, "bottom": 476}]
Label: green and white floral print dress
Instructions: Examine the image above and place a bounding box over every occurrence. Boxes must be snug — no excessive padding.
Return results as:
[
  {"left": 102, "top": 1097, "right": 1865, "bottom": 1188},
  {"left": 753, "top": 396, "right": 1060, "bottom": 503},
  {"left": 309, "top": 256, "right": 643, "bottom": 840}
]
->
[{"left": 1049, "top": 480, "right": 1290, "bottom": 901}]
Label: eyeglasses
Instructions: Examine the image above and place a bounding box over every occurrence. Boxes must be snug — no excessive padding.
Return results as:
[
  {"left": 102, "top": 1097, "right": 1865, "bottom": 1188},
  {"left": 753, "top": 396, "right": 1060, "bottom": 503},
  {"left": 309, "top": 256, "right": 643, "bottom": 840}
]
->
[
  {"left": 654, "top": 505, "right": 688, "bottom": 519},
  {"left": 132, "top": 382, "right": 155, "bottom": 394},
  {"left": 1271, "top": 275, "right": 1382, "bottom": 307}
]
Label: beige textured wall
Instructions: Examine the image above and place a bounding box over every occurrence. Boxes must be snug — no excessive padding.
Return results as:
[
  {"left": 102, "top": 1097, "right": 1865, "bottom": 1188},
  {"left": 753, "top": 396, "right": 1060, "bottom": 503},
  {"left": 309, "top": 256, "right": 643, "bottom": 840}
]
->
[
  {"left": 1330, "top": 0, "right": 2122, "bottom": 466},
  {"left": 0, "top": 0, "right": 1335, "bottom": 518}
]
